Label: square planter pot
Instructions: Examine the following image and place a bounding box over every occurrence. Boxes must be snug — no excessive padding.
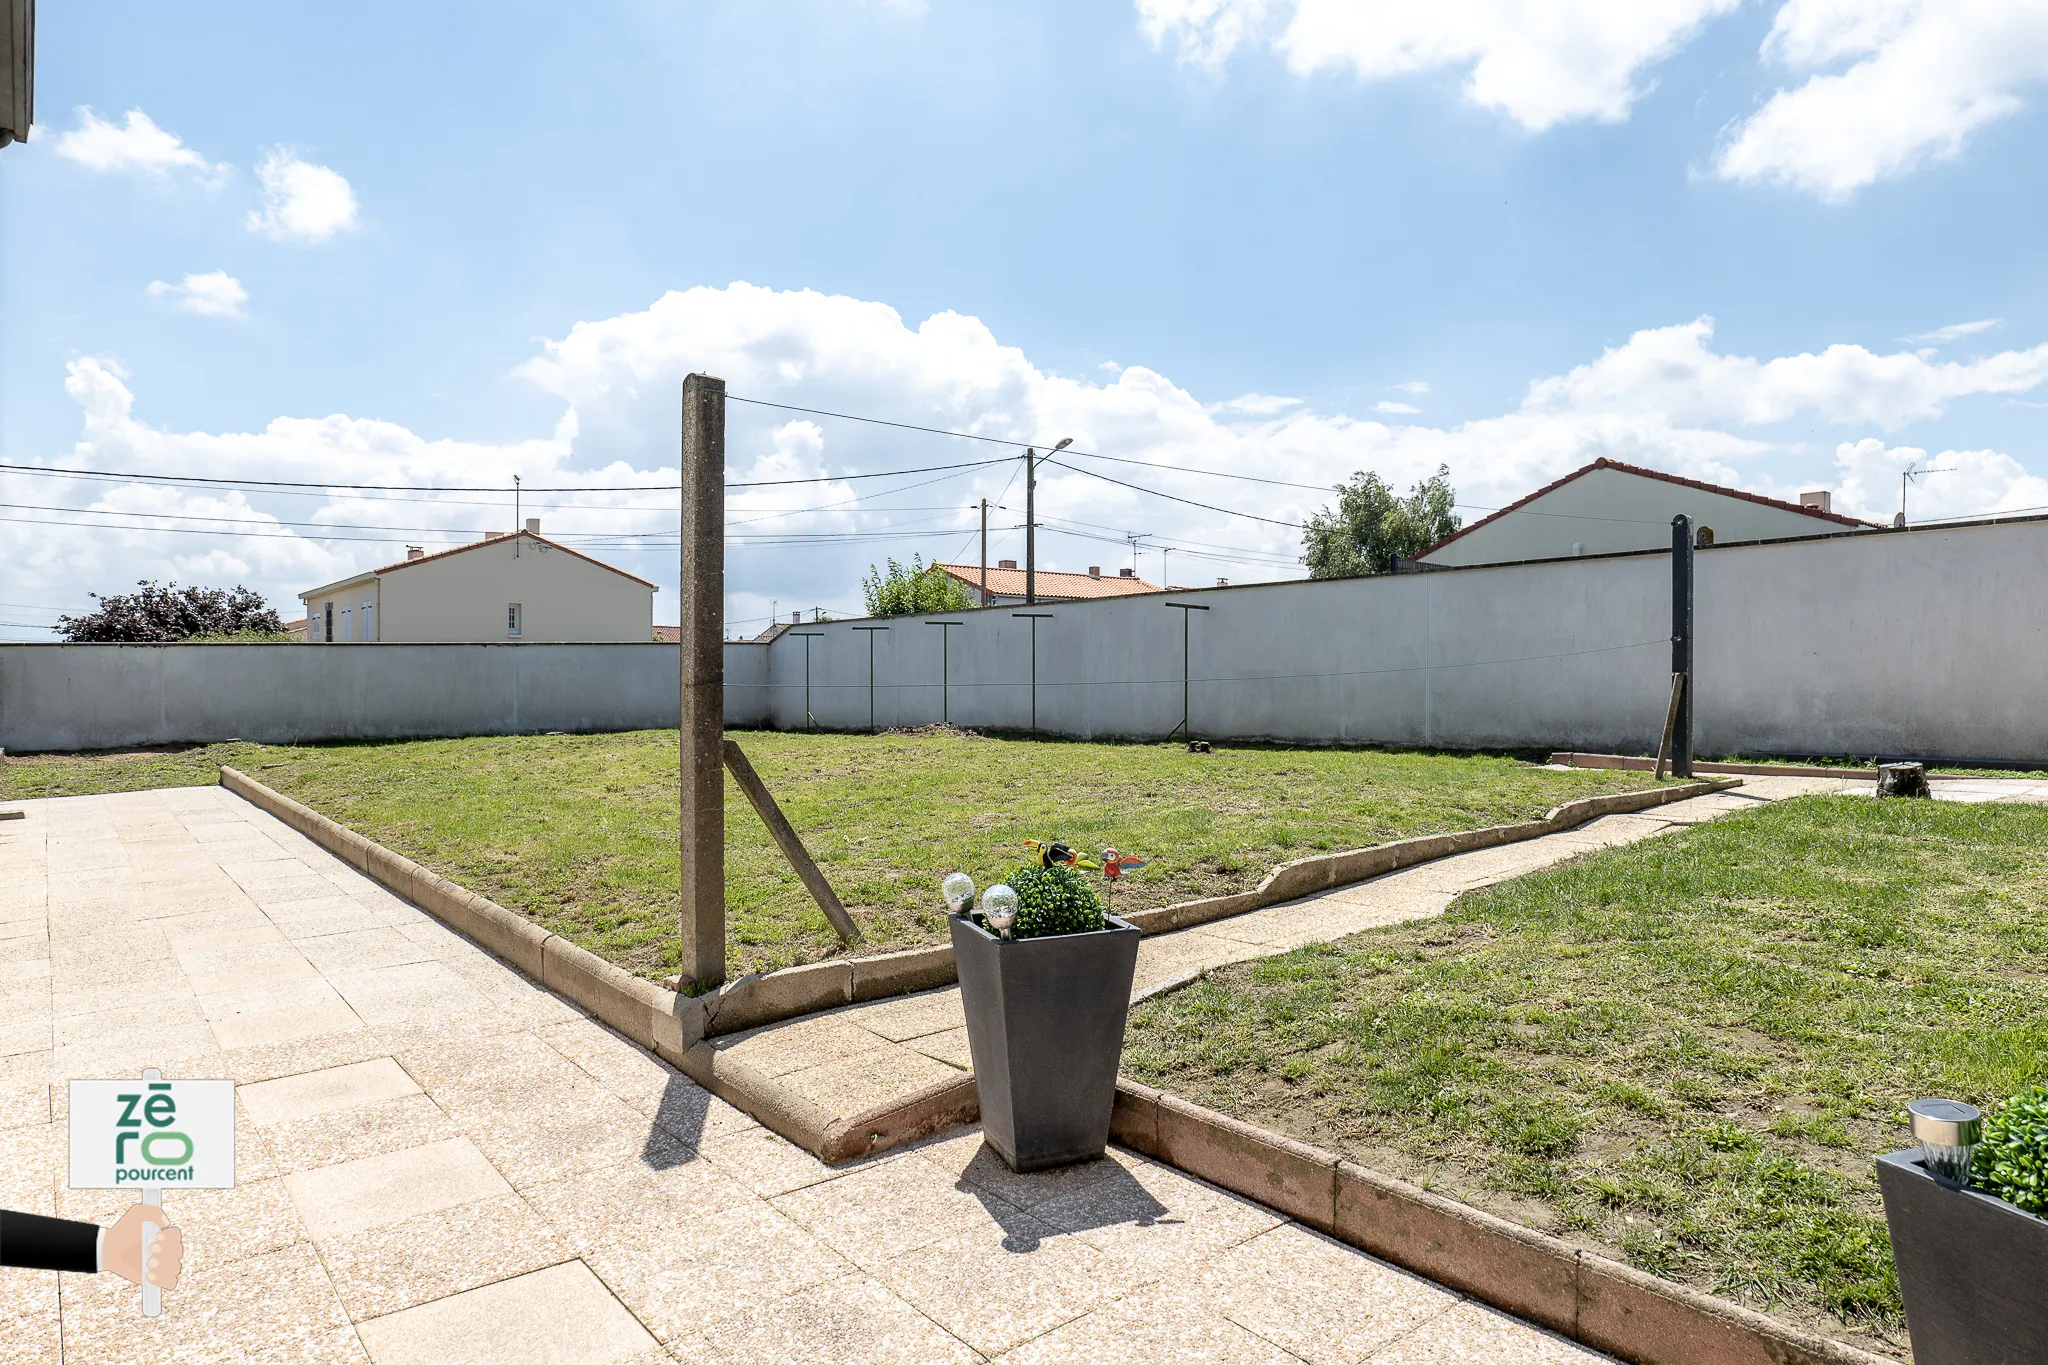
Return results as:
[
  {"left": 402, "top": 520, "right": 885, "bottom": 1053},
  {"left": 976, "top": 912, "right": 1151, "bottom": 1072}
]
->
[
  {"left": 951, "top": 911, "right": 1142, "bottom": 1173},
  {"left": 1876, "top": 1148, "right": 2048, "bottom": 1365}
]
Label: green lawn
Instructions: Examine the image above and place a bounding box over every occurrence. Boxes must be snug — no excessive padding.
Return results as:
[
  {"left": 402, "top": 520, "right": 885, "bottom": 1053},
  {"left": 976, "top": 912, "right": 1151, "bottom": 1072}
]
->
[
  {"left": 1123, "top": 796, "right": 2048, "bottom": 1358},
  {"left": 4, "top": 730, "right": 1653, "bottom": 978}
]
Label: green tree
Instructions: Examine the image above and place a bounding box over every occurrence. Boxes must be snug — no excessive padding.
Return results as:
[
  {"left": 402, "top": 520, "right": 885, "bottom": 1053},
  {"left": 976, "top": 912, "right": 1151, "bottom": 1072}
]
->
[
  {"left": 1301, "top": 465, "right": 1461, "bottom": 578},
  {"left": 56, "top": 581, "right": 288, "bottom": 642},
  {"left": 861, "top": 555, "right": 975, "bottom": 617}
]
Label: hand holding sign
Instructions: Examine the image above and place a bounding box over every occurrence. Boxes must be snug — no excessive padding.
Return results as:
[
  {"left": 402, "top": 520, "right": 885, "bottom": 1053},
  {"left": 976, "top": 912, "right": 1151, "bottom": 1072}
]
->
[
  {"left": 69, "top": 1069, "right": 233, "bottom": 1317},
  {"left": 102, "top": 1204, "right": 183, "bottom": 1291}
]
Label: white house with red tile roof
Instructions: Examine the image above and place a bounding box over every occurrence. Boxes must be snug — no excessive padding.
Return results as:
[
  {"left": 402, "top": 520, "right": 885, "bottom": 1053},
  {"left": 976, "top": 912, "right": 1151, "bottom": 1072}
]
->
[
  {"left": 933, "top": 560, "right": 1161, "bottom": 606},
  {"left": 298, "top": 522, "right": 656, "bottom": 643},
  {"left": 1412, "top": 458, "right": 1877, "bottom": 568}
]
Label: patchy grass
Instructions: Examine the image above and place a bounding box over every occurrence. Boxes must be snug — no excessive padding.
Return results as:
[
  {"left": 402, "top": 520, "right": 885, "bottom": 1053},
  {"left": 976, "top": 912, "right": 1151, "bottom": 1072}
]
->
[
  {"left": 1123, "top": 796, "right": 2048, "bottom": 1358},
  {"left": 4, "top": 731, "right": 1654, "bottom": 978}
]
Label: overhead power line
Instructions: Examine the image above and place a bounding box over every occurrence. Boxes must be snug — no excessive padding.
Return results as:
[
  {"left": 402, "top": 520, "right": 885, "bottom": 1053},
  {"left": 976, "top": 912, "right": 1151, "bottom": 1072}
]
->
[{"left": 1042, "top": 459, "right": 1307, "bottom": 529}]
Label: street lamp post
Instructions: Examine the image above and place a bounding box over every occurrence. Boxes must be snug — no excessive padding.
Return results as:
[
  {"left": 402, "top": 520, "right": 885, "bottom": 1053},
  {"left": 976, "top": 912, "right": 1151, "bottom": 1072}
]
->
[{"left": 1024, "top": 436, "right": 1072, "bottom": 606}]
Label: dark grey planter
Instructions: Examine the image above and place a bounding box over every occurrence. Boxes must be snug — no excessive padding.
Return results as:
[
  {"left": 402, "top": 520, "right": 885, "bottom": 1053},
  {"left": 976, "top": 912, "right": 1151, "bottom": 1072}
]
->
[
  {"left": 1876, "top": 1149, "right": 2048, "bottom": 1365},
  {"left": 950, "top": 911, "right": 1142, "bottom": 1172}
]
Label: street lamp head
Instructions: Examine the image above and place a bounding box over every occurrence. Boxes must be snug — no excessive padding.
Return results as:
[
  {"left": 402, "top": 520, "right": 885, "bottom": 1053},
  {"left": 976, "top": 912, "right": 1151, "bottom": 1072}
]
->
[{"left": 1051, "top": 437, "right": 1073, "bottom": 453}]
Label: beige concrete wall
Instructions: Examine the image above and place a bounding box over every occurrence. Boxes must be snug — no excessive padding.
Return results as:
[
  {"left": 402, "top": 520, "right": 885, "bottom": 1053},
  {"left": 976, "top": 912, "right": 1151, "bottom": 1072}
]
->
[
  {"left": 377, "top": 536, "right": 653, "bottom": 643},
  {"left": 1419, "top": 466, "right": 1841, "bottom": 566},
  {"left": 304, "top": 578, "right": 381, "bottom": 643}
]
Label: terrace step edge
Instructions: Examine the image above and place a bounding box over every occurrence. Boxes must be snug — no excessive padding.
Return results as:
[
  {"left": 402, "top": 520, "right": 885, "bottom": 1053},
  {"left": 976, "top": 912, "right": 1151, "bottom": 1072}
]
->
[{"left": 1109, "top": 1079, "right": 1891, "bottom": 1365}]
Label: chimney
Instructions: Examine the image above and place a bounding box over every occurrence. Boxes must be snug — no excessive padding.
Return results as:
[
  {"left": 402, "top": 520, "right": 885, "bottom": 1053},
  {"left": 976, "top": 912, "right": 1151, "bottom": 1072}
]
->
[
  {"left": 1118, "top": 568, "right": 1134, "bottom": 578},
  {"left": 1799, "top": 491, "right": 1832, "bottom": 514},
  {"left": 406, "top": 546, "right": 425, "bottom": 561},
  {"left": 792, "top": 610, "right": 801, "bottom": 624},
  {"left": 483, "top": 531, "right": 506, "bottom": 540},
  {"left": 1088, "top": 566, "right": 1101, "bottom": 579},
  {"left": 998, "top": 558, "right": 1017, "bottom": 570},
  {"left": 525, "top": 517, "right": 541, "bottom": 535}
]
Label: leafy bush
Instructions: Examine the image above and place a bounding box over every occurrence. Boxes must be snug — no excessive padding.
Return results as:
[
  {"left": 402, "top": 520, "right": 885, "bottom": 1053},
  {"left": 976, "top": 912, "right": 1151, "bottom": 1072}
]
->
[
  {"left": 1008, "top": 862, "right": 1107, "bottom": 938},
  {"left": 1974, "top": 1084, "right": 2048, "bottom": 1217},
  {"left": 57, "top": 581, "right": 285, "bottom": 642},
  {"left": 861, "top": 555, "right": 975, "bottom": 617}
]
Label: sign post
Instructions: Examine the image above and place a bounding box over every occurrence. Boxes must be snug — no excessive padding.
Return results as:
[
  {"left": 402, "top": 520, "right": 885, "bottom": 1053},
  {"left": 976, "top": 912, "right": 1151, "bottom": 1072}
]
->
[{"left": 68, "top": 1068, "right": 234, "bottom": 1317}]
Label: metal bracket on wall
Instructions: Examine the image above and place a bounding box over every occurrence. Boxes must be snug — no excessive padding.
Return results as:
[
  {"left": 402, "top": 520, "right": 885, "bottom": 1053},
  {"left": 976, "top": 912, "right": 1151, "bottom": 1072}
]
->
[{"left": 722, "top": 739, "right": 862, "bottom": 946}]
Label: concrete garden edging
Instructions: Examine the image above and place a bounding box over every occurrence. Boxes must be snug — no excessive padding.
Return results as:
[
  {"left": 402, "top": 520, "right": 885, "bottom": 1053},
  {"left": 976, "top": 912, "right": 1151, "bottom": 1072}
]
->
[
  {"left": 1109, "top": 1079, "right": 1890, "bottom": 1365},
  {"left": 687, "top": 775, "right": 1744, "bottom": 1037}
]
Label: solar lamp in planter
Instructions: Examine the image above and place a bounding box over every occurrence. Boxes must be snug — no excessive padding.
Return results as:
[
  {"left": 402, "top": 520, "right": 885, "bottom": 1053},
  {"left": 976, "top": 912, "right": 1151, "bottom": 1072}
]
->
[
  {"left": 1877, "top": 1093, "right": 2048, "bottom": 1365},
  {"left": 941, "top": 853, "right": 1140, "bottom": 1173}
]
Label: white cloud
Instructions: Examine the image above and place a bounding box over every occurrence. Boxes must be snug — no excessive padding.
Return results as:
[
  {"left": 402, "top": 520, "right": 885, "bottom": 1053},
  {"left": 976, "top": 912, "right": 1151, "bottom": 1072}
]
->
[
  {"left": 1715, "top": 1, "right": 2048, "bottom": 200},
  {"left": 14, "top": 286, "right": 2047, "bottom": 639},
  {"left": 51, "top": 107, "right": 225, "bottom": 180},
  {"left": 1832, "top": 437, "right": 2048, "bottom": 523},
  {"left": 1375, "top": 400, "right": 1422, "bottom": 415},
  {"left": 247, "top": 149, "right": 360, "bottom": 242},
  {"left": 1525, "top": 317, "right": 2048, "bottom": 430},
  {"left": 1136, "top": 0, "right": 1740, "bottom": 129},
  {"left": 1903, "top": 318, "right": 2002, "bottom": 346},
  {"left": 1392, "top": 380, "right": 1430, "bottom": 395},
  {"left": 146, "top": 271, "right": 249, "bottom": 318}
]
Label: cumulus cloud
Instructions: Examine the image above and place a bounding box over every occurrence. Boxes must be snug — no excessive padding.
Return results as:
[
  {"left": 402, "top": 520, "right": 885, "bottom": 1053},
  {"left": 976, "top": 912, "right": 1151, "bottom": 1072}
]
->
[
  {"left": 12, "top": 285, "right": 2047, "bottom": 639},
  {"left": 1374, "top": 400, "right": 1421, "bottom": 415},
  {"left": 51, "top": 107, "right": 225, "bottom": 180},
  {"left": 1715, "top": 1, "right": 2048, "bottom": 200},
  {"left": 1525, "top": 317, "right": 2048, "bottom": 430},
  {"left": 1136, "top": 0, "right": 1740, "bottom": 129},
  {"left": 146, "top": 271, "right": 249, "bottom": 318},
  {"left": 1832, "top": 437, "right": 2048, "bottom": 523},
  {"left": 1392, "top": 380, "right": 1430, "bottom": 395},
  {"left": 247, "top": 149, "right": 360, "bottom": 242}
]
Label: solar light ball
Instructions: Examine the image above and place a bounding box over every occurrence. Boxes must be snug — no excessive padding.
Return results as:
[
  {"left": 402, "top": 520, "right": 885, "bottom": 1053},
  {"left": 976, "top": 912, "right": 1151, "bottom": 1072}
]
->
[
  {"left": 941, "top": 871, "right": 976, "bottom": 913},
  {"left": 981, "top": 883, "right": 1019, "bottom": 938}
]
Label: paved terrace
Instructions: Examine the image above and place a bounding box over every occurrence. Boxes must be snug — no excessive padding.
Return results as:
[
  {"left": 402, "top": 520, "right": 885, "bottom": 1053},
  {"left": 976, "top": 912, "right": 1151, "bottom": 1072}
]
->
[
  {"left": 2, "top": 772, "right": 2029, "bottom": 1362},
  {"left": 3, "top": 785, "right": 1624, "bottom": 1365}
]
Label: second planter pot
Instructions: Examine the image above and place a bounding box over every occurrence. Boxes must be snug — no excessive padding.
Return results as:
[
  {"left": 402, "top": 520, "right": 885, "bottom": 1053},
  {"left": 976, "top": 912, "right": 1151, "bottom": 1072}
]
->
[{"left": 951, "top": 911, "right": 1142, "bottom": 1172}]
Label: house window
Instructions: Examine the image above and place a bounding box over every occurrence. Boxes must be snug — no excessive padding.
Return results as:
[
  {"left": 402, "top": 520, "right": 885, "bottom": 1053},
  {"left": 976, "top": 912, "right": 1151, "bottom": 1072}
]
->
[
  {"left": 361, "top": 601, "right": 375, "bottom": 642},
  {"left": 340, "top": 608, "right": 352, "bottom": 642},
  {"left": 323, "top": 602, "right": 334, "bottom": 642},
  {"left": 506, "top": 603, "right": 522, "bottom": 638}
]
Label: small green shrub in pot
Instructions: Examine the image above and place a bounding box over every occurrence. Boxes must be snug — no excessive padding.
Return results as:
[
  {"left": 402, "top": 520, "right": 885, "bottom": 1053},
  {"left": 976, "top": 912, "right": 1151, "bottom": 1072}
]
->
[
  {"left": 1974, "top": 1084, "right": 2048, "bottom": 1217},
  {"left": 1007, "top": 863, "right": 1107, "bottom": 938}
]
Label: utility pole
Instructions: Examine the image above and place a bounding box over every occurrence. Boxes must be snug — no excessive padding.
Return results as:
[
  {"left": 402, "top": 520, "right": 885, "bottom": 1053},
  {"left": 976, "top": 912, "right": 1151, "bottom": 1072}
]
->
[
  {"left": 926, "top": 620, "right": 964, "bottom": 723},
  {"left": 1126, "top": 532, "right": 1148, "bottom": 578},
  {"left": 1012, "top": 612, "right": 1054, "bottom": 732},
  {"left": 1023, "top": 437, "right": 1072, "bottom": 607},
  {"left": 1165, "top": 601, "right": 1211, "bottom": 741},
  {"left": 514, "top": 474, "right": 522, "bottom": 557},
  {"left": 1024, "top": 450, "right": 1036, "bottom": 606},
  {"left": 853, "top": 625, "right": 889, "bottom": 732},
  {"left": 979, "top": 498, "right": 989, "bottom": 606},
  {"left": 678, "top": 373, "right": 727, "bottom": 989},
  {"left": 1160, "top": 546, "right": 1170, "bottom": 590}
]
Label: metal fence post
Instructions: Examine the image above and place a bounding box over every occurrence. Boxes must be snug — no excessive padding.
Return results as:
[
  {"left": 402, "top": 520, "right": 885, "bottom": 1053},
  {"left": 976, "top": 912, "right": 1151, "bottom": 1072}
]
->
[
  {"left": 678, "top": 373, "right": 726, "bottom": 989},
  {"left": 1012, "top": 612, "right": 1053, "bottom": 732},
  {"left": 793, "top": 630, "right": 823, "bottom": 730},
  {"left": 1165, "top": 601, "right": 1210, "bottom": 741},
  {"left": 853, "top": 626, "right": 889, "bottom": 732},
  {"left": 926, "top": 620, "right": 963, "bottom": 724},
  {"left": 1671, "top": 514, "right": 1694, "bottom": 779}
]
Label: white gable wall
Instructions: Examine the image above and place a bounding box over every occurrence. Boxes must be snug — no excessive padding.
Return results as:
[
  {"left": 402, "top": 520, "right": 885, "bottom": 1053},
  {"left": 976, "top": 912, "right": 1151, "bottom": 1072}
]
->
[
  {"left": 302, "top": 536, "right": 654, "bottom": 643},
  {"left": 1418, "top": 466, "right": 1842, "bottom": 567}
]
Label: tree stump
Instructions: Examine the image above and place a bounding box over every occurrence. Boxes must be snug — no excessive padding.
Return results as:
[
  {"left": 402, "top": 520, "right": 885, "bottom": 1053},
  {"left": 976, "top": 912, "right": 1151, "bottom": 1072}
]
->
[{"left": 1876, "top": 762, "right": 1931, "bottom": 798}]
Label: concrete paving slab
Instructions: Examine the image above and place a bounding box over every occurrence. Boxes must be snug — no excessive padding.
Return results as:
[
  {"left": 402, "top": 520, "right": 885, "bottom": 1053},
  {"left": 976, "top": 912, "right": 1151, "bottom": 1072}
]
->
[
  {"left": 283, "top": 1135, "right": 512, "bottom": 1238},
  {"left": 239, "top": 1057, "right": 423, "bottom": 1126},
  {"left": 351, "top": 1260, "right": 657, "bottom": 1365}
]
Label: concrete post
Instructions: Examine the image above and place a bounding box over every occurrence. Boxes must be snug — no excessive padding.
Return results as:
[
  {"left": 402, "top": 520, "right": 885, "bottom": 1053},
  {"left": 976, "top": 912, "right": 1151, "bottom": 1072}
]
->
[
  {"left": 679, "top": 373, "right": 726, "bottom": 989},
  {"left": 1670, "top": 514, "right": 1694, "bottom": 779},
  {"left": 1025, "top": 448, "right": 1037, "bottom": 606}
]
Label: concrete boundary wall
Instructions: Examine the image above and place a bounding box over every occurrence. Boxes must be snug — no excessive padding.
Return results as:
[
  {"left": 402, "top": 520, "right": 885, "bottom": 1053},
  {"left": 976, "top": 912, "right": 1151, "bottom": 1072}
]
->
[{"left": 7, "top": 515, "right": 2048, "bottom": 759}]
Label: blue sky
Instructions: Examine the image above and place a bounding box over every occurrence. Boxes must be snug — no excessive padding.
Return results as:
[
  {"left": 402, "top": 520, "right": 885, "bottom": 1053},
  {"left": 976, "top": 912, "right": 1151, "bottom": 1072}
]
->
[{"left": 4, "top": 0, "right": 2046, "bottom": 636}]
